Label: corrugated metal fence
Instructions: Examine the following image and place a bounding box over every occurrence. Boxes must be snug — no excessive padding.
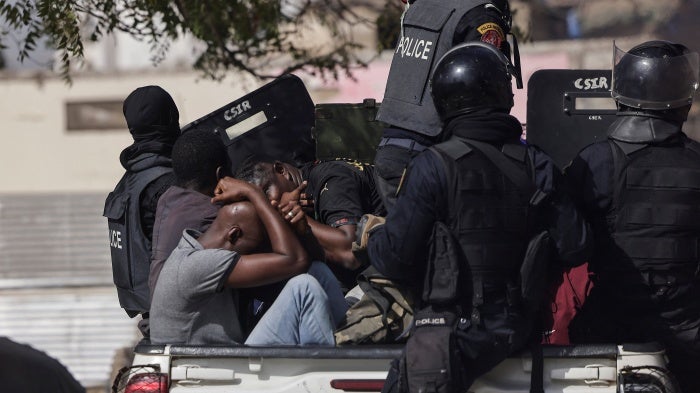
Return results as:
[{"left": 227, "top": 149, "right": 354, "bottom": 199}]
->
[{"left": 0, "top": 193, "right": 139, "bottom": 390}]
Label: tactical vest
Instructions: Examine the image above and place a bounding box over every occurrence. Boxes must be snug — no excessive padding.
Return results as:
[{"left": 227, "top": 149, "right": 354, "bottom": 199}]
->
[
  {"left": 103, "top": 165, "right": 172, "bottom": 317},
  {"left": 431, "top": 137, "right": 533, "bottom": 314},
  {"left": 377, "top": 0, "right": 490, "bottom": 136},
  {"left": 604, "top": 138, "right": 700, "bottom": 321}
]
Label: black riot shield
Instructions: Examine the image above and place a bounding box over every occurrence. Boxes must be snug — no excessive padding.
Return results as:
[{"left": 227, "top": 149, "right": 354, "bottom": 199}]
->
[
  {"left": 314, "top": 99, "right": 386, "bottom": 163},
  {"left": 181, "top": 74, "right": 316, "bottom": 174},
  {"left": 526, "top": 69, "right": 617, "bottom": 169}
]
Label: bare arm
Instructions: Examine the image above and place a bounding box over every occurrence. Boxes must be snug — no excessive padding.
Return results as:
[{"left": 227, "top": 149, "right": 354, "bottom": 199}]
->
[{"left": 307, "top": 219, "right": 359, "bottom": 270}]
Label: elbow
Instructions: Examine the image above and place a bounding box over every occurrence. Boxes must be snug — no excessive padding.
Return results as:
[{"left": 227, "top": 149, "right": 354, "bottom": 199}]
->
[
  {"left": 292, "top": 252, "right": 310, "bottom": 274},
  {"left": 326, "top": 248, "right": 361, "bottom": 270},
  {"left": 555, "top": 235, "right": 594, "bottom": 268}
]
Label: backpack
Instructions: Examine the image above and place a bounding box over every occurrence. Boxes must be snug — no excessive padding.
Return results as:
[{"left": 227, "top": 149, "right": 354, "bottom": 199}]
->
[{"left": 334, "top": 266, "right": 414, "bottom": 345}]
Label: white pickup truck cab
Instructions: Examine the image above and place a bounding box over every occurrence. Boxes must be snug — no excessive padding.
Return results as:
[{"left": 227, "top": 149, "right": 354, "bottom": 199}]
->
[{"left": 113, "top": 342, "right": 678, "bottom": 392}]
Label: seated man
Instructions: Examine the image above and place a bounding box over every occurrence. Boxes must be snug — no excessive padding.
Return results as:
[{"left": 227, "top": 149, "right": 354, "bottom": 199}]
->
[
  {"left": 237, "top": 159, "right": 386, "bottom": 289},
  {"left": 149, "top": 128, "right": 227, "bottom": 298},
  {"left": 150, "top": 178, "right": 336, "bottom": 346}
]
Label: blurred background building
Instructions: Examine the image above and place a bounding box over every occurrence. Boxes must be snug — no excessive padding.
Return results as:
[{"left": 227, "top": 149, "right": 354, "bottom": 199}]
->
[{"left": 0, "top": 1, "right": 698, "bottom": 391}]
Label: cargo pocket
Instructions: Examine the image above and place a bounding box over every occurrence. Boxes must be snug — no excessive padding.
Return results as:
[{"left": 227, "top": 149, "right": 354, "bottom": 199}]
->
[{"left": 405, "top": 307, "right": 461, "bottom": 393}]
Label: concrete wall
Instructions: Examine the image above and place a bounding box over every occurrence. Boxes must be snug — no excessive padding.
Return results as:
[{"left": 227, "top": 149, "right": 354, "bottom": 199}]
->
[
  {"left": 0, "top": 35, "right": 686, "bottom": 194},
  {"left": 0, "top": 71, "right": 257, "bottom": 193}
]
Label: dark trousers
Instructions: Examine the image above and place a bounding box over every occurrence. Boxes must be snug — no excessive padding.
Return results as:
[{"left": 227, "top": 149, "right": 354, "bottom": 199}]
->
[{"left": 374, "top": 141, "right": 427, "bottom": 213}]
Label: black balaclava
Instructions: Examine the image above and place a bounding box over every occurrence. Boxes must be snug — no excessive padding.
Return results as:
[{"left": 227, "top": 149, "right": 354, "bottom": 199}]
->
[
  {"left": 123, "top": 85, "right": 180, "bottom": 143},
  {"left": 120, "top": 86, "right": 180, "bottom": 166}
]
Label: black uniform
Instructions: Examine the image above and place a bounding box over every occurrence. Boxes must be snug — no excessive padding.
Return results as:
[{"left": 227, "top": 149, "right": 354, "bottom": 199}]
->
[
  {"left": 303, "top": 159, "right": 386, "bottom": 288},
  {"left": 375, "top": 0, "right": 511, "bottom": 211},
  {"left": 368, "top": 113, "right": 591, "bottom": 391},
  {"left": 103, "top": 86, "right": 180, "bottom": 327},
  {"left": 566, "top": 115, "right": 700, "bottom": 392}
]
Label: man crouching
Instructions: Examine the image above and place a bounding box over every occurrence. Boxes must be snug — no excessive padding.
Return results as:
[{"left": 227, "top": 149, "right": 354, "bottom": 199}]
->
[{"left": 150, "top": 177, "right": 335, "bottom": 346}]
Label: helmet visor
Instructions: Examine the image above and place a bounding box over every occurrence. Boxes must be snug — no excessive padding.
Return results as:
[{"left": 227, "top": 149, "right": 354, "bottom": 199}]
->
[{"left": 612, "top": 42, "right": 700, "bottom": 109}]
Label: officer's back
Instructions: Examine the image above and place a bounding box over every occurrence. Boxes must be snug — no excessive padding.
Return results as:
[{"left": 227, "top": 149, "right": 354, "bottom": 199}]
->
[
  {"left": 103, "top": 86, "right": 180, "bottom": 330},
  {"left": 367, "top": 42, "right": 591, "bottom": 393}
]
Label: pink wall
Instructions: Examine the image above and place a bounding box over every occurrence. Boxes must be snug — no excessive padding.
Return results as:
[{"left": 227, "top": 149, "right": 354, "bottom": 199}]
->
[{"left": 310, "top": 51, "right": 570, "bottom": 124}]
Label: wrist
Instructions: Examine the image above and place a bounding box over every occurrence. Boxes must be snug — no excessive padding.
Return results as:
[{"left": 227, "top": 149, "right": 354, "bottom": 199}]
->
[{"left": 246, "top": 187, "right": 267, "bottom": 202}]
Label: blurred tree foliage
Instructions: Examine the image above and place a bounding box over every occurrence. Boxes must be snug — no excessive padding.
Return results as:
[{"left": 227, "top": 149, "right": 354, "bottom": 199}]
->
[{"left": 0, "top": 0, "right": 382, "bottom": 81}]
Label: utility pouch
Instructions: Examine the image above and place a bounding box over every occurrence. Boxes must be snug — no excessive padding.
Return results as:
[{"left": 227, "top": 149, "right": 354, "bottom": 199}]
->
[
  {"left": 423, "top": 221, "right": 461, "bottom": 304},
  {"left": 334, "top": 266, "right": 414, "bottom": 345},
  {"left": 399, "top": 220, "right": 465, "bottom": 393},
  {"left": 404, "top": 306, "right": 462, "bottom": 393},
  {"left": 520, "top": 229, "right": 552, "bottom": 313}
]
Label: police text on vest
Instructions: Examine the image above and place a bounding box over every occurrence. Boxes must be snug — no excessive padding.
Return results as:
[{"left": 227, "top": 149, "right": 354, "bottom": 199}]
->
[
  {"left": 110, "top": 230, "right": 122, "bottom": 249},
  {"left": 396, "top": 36, "right": 433, "bottom": 60}
]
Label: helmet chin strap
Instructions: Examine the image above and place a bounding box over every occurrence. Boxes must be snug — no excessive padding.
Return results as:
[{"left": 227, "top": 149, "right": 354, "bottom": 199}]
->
[{"left": 510, "top": 33, "right": 523, "bottom": 89}]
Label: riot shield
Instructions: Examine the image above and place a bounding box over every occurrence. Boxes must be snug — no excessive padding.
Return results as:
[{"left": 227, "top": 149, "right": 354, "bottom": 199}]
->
[
  {"left": 526, "top": 69, "right": 617, "bottom": 169},
  {"left": 314, "top": 99, "right": 385, "bottom": 163},
  {"left": 181, "top": 74, "right": 316, "bottom": 174}
]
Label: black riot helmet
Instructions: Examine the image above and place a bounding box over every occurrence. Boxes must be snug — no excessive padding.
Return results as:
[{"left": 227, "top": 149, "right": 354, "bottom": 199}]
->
[
  {"left": 612, "top": 40, "right": 700, "bottom": 111},
  {"left": 430, "top": 41, "right": 515, "bottom": 121}
]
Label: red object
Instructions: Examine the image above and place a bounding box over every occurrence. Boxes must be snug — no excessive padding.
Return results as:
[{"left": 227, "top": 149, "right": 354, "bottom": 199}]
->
[
  {"left": 480, "top": 29, "right": 504, "bottom": 49},
  {"left": 125, "top": 373, "right": 168, "bottom": 393},
  {"left": 543, "top": 263, "right": 594, "bottom": 345},
  {"left": 331, "top": 379, "right": 386, "bottom": 392}
]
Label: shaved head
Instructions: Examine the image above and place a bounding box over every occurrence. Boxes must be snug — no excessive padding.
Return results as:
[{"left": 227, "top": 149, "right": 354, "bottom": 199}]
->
[{"left": 200, "top": 201, "right": 267, "bottom": 254}]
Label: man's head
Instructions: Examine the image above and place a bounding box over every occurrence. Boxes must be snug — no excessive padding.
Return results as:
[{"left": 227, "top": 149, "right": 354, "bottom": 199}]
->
[
  {"left": 612, "top": 40, "right": 699, "bottom": 123},
  {"left": 236, "top": 160, "right": 303, "bottom": 202},
  {"left": 123, "top": 86, "right": 180, "bottom": 143},
  {"left": 202, "top": 201, "right": 267, "bottom": 254},
  {"left": 172, "top": 129, "right": 228, "bottom": 195},
  {"left": 430, "top": 41, "right": 515, "bottom": 121}
]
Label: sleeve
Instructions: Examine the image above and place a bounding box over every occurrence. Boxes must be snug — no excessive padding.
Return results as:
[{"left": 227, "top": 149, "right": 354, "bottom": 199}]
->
[
  {"left": 139, "top": 172, "right": 175, "bottom": 240},
  {"left": 179, "top": 249, "right": 239, "bottom": 300},
  {"left": 530, "top": 147, "right": 592, "bottom": 267},
  {"left": 310, "top": 163, "right": 366, "bottom": 227},
  {"left": 367, "top": 151, "right": 447, "bottom": 282},
  {"left": 563, "top": 142, "right": 615, "bottom": 217},
  {"left": 454, "top": 5, "right": 509, "bottom": 53}
]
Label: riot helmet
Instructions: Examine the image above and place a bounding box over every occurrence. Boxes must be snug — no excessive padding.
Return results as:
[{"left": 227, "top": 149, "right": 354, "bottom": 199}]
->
[
  {"left": 612, "top": 40, "right": 699, "bottom": 110},
  {"left": 430, "top": 41, "right": 515, "bottom": 121}
]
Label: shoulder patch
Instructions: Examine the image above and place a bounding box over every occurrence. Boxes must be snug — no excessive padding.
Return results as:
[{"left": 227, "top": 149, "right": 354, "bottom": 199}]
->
[{"left": 477, "top": 22, "right": 505, "bottom": 49}]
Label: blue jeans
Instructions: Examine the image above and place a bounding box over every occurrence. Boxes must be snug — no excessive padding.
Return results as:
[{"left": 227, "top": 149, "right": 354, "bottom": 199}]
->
[
  {"left": 307, "top": 261, "right": 349, "bottom": 327},
  {"left": 245, "top": 274, "right": 336, "bottom": 346}
]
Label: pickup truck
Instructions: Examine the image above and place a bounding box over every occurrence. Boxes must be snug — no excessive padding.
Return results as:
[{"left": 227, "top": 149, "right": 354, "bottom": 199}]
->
[
  {"left": 113, "top": 341, "right": 679, "bottom": 392},
  {"left": 112, "top": 79, "right": 681, "bottom": 393}
]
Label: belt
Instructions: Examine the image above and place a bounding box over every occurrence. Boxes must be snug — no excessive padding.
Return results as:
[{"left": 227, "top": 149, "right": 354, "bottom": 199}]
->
[{"left": 378, "top": 137, "right": 429, "bottom": 152}]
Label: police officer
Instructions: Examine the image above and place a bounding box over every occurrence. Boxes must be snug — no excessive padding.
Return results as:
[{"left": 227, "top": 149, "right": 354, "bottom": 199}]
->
[
  {"left": 103, "top": 86, "right": 180, "bottom": 333},
  {"left": 375, "top": 0, "right": 518, "bottom": 212},
  {"left": 368, "top": 42, "right": 591, "bottom": 392},
  {"left": 566, "top": 40, "right": 700, "bottom": 392}
]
